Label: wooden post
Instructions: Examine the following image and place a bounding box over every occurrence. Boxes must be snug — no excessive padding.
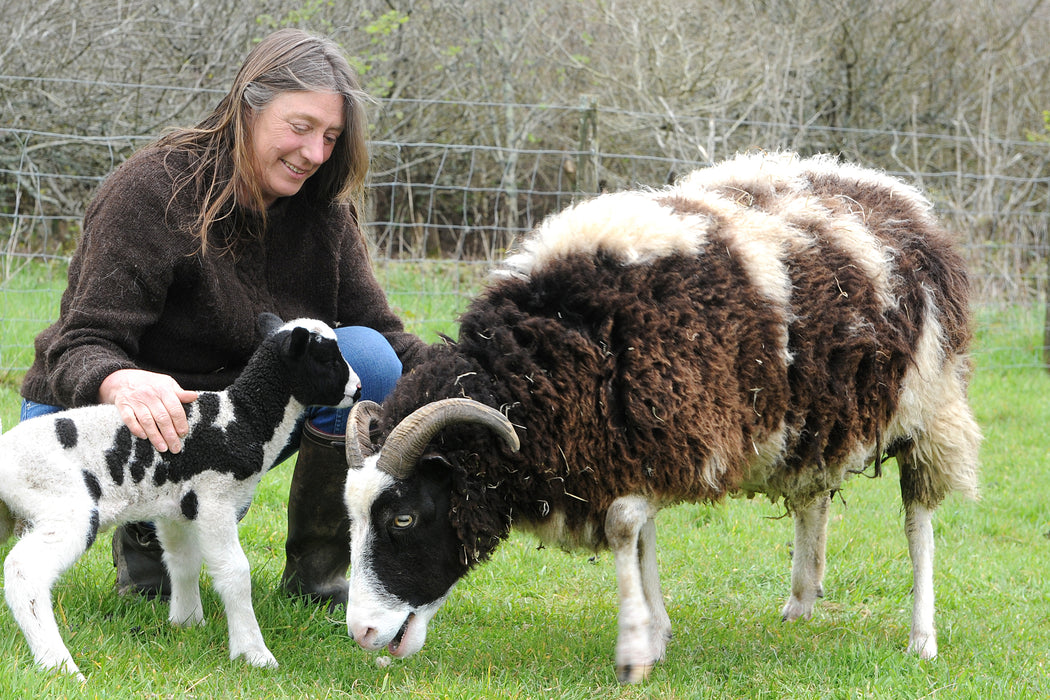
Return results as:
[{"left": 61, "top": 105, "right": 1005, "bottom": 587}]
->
[
  {"left": 576, "top": 95, "right": 599, "bottom": 198},
  {"left": 1044, "top": 252, "right": 1050, "bottom": 372},
  {"left": 1043, "top": 180, "right": 1050, "bottom": 373}
]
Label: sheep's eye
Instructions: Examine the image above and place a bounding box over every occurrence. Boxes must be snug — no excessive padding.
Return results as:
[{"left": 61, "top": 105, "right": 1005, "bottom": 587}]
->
[{"left": 392, "top": 514, "right": 415, "bottom": 530}]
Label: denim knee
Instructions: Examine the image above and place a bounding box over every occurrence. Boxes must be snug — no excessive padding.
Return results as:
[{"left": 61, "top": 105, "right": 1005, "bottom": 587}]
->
[
  {"left": 304, "top": 326, "right": 402, "bottom": 436},
  {"left": 20, "top": 399, "right": 62, "bottom": 423}
]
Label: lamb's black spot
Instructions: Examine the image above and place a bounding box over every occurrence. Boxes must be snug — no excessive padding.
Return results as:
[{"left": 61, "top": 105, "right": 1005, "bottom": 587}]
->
[
  {"left": 154, "top": 392, "right": 265, "bottom": 484},
  {"left": 85, "top": 509, "right": 100, "bottom": 550},
  {"left": 195, "top": 393, "right": 219, "bottom": 426},
  {"left": 81, "top": 472, "right": 103, "bottom": 550},
  {"left": 55, "top": 417, "right": 78, "bottom": 449},
  {"left": 130, "top": 437, "right": 153, "bottom": 483},
  {"left": 180, "top": 491, "right": 199, "bottom": 520},
  {"left": 153, "top": 459, "right": 169, "bottom": 487},
  {"left": 82, "top": 471, "right": 102, "bottom": 502},
  {"left": 105, "top": 427, "right": 133, "bottom": 485}
]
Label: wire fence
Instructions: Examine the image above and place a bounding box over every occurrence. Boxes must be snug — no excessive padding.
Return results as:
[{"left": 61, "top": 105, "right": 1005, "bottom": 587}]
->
[{"left": 3, "top": 74, "right": 1050, "bottom": 377}]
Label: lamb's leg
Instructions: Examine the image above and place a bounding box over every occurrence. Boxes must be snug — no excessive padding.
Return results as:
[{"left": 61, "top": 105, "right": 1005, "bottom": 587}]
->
[
  {"left": 638, "top": 518, "right": 671, "bottom": 661},
  {"left": 782, "top": 493, "right": 830, "bottom": 622},
  {"left": 4, "top": 524, "right": 88, "bottom": 681},
  {"left": 0, "top": 500, "right": 14, "bottom": 542},
  {"left": 606, "top": 495, "right": 661, "bottom": 684},
  {"left": 197, "top": 519, "right": 277, "bottom": 668},
  {"left": 154, "top": 520, "right": 204, "bottom": 626},
  {"left": 904, "top": 502, "right": 937, "bottom": 659}
]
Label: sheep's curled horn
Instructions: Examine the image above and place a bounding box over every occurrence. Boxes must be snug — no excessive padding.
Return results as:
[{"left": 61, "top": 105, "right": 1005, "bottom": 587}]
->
[{"left": 346, "top": 398, "right": 520, "bottom": 479}]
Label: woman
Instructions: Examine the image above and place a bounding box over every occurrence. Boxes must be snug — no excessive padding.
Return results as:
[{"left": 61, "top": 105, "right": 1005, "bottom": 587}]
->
[{"left": 19, "top": 29, "right": 424, "bottom": 607}]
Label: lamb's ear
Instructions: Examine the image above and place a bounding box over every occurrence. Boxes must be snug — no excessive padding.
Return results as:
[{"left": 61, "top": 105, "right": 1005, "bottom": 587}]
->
[
  {"left": 257, "top": 312, "right": 285, "bottom": 338},
  {"left": 284, "top": 326, "right": 311, "bottom": 360}
]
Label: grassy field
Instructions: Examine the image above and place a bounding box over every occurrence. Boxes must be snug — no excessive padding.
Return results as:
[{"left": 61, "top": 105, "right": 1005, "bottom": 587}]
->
[{"left": 0, "top": 262, "right": 1047, "bottom": 698}]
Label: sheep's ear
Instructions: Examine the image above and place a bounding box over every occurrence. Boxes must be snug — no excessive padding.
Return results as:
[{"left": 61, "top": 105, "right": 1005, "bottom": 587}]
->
[
  {"left": 284, "top": 326, "right": 311, "bottom": 359},
  {"left": 257, "top": 312, "right": 284, "bottom": 338},
  {"left": 419, "top": 453, "right": 454, "bottom": 475}
]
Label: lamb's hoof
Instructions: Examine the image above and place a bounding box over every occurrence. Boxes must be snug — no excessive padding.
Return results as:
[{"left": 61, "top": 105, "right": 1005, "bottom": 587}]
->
[
  {"left": 39, "top": 654, "right": 84, "bottom": 681},
  {"left": 616, "top": 661, "right": 654, "bottom": 684},
  {"left": 906, "top": 633, "right": 938, "bottom": 660},
  {"left": 649, "top": 629, "right": 671, "bottom": 663},
  {"left": 169, "top": 607, "right": 205, "bottom": 627},
  {"left": 240, "top": 649, "right": 279, "bottom": 668}
]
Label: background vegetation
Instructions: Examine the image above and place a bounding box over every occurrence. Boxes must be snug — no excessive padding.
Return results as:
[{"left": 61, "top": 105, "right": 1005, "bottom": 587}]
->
[{"left": 4, "top": 1, "right": 1050, "bottom": 291}]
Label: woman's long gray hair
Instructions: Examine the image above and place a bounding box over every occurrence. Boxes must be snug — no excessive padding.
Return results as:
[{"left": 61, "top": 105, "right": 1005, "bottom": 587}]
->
[{"left": 159, "top": 29, "right": 371, "bottom": 251}]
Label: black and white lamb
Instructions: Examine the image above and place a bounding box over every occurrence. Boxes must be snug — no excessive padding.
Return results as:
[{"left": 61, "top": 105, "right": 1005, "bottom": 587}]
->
[
  {"left": 340, "top": 152, "right": 982, "bottom": 683},
  {"left": 0, "top": 313, "right": 360, "bottom": 680}
]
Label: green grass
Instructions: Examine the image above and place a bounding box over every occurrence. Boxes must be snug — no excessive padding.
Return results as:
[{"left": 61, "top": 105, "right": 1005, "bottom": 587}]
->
[{"left": 0, "top": 262, "right": 1048, "bottom": 698}]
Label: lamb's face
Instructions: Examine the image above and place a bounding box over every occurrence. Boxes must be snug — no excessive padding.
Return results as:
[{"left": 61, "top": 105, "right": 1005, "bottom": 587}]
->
[
  {"left": 343, "top": 453, "right": 469, "bottom": 658},
  {"left": 278, "top": 320, "right": 361, "bottom": 409}
]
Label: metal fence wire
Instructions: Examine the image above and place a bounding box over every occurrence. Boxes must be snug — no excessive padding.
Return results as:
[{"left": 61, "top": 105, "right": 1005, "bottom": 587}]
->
[{"left": 3, "top": 78, "right": 1050, "bottom": 375}]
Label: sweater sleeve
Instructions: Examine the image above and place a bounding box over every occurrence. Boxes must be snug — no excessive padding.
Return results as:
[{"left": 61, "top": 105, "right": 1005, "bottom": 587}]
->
[{"left": 24, "top": 151, "right": 188, "bottom": 407}]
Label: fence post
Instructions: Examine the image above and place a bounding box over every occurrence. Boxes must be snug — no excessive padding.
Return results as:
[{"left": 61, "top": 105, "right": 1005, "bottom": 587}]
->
[
  {"left": 576, "top": 94, "right": 599, "bottom": 197},
  {"left": 1044, "top": 253, "right": 1050, "bottom": 372}
]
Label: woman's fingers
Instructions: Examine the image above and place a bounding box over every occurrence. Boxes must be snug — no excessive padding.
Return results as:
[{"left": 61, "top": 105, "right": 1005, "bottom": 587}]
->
[{"left": 101, "top": 369, "right": 199, "bottom": 453}]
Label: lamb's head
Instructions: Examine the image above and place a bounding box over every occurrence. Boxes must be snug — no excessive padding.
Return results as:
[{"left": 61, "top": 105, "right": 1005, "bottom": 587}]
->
[
  {"left": 342, "top": 398, "right": 519, "bottom": 658},
  {"left": 257, "top": 312, "right": 361, "bottom": 409}
]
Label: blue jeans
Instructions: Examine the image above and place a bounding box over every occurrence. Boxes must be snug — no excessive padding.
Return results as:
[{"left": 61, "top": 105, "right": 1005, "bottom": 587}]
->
[{"left": 20, "top": 325, "right": 400, "bottom": 462}]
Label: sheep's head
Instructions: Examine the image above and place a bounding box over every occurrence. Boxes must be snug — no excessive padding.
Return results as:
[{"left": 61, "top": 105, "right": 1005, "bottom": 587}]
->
[
  {"left": 342, "top": 398, "right": 519, "bottom": 658},
  {"left": 257, "top": 313, "right": 361, "bottom": 410}
]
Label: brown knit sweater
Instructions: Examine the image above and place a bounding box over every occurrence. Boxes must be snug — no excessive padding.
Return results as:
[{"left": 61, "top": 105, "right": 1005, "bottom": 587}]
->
[{"left": 22, "top": 146, "right": 425, "bottom": 408}]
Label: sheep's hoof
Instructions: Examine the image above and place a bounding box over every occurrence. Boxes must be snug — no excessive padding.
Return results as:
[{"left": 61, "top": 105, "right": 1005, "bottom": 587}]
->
[
  {"left": 780, "top": 596, "right": 814, "bottom": 622},
  {"left": 616, "top": 661, "right": 653, "bottom": 684}
]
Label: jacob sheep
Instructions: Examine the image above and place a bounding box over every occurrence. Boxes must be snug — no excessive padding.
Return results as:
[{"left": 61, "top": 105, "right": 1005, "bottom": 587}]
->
[
  {"left": 341, "top": 152, "right": 981, "bottom": 683},
  {"left": 0, "top": 313, "right": 360, "bottom": 680}
]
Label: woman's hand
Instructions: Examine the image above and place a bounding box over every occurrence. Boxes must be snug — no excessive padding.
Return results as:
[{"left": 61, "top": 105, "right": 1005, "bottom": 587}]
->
[{"left": 98, "top": 369, "right": 199, "bottom": 453}]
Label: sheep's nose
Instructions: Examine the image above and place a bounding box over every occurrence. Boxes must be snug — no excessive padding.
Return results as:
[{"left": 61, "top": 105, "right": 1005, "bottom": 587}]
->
[{"left": 351, "top": 623, "right": 380, "bottom": 649}]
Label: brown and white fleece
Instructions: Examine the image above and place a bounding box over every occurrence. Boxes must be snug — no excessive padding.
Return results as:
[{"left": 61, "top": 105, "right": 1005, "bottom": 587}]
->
[{"left": 344, "top": 152, "right": 981, "bottom": 678}]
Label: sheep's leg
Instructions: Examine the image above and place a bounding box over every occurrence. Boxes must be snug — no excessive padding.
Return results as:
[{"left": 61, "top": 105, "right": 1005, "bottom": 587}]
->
[
  {"left": 894, "top": 368, "right": 979, "bottom": 659},
  {"left": 904, "top": 502, "right": 937, "bottom": 659},
  {"left": 606, "top": 495, "right": 661, "bottom": 684},
  {"left": 638, "top": 518, "right": 671, "bottom": 660},
  {"left": 4, "top": 522, "right": 88, "bottom": 680},
  {"left": 898, "top": 409, "right": 978, "bottom": 660},
  {"left": 197, "top": 519, "right": 277, "bottom": 668},
  {"left": 781, "top": 493, "right": 830, "bottom": 622},
  {"left": 154, "top": 520, "right": 204, "bottom": 626}
]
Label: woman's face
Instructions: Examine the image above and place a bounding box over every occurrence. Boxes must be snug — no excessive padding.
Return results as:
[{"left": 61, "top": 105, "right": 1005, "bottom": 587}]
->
[{"left": 248, "top": 90, "right": 344, "bottom": 207}]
